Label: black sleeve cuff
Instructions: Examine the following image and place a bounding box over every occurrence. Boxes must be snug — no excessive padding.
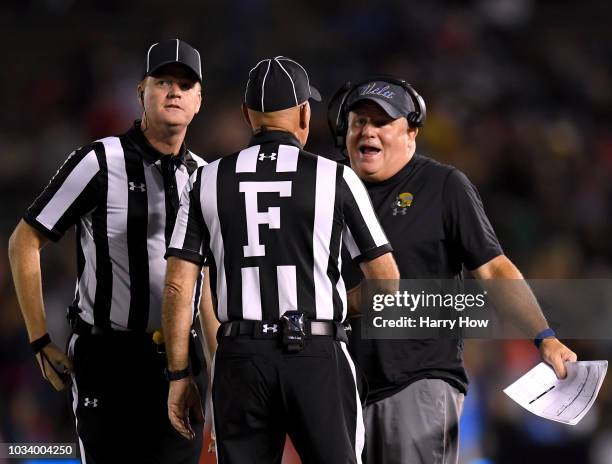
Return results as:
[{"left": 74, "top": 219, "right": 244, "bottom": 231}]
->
[
  {"left": 165, "top": 248, "right": 205, "bottom": 266},
  {"left": 22, "top": 214, "right": 63, "bottom": 242},
  {"left": 465, "top": 247, "right": 504, "bottom": 271},
  {"left": 353, "top": 243, "right": 393, "bottom": 265}
]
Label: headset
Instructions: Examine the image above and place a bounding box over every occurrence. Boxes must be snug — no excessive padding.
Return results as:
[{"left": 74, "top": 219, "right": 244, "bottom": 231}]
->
[{"left": 327, "top": 75, "right": 426, "bottom": 151}]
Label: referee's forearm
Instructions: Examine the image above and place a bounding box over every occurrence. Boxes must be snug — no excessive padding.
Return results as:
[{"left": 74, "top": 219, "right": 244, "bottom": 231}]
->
[
  {"left": 162, "top": 257, "right": 200, "bottom": 371},
  {"left": 8, "top": 220, "right": 50, "bottom": 342}
]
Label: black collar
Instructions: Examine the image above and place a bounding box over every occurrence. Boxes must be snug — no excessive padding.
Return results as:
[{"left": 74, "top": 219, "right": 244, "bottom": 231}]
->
[
  {"left": 248, "top": 129, "right": 303, "bottom": 149},
  {"left": 126, "top": 120, "right": 190, "bottom": 165}
]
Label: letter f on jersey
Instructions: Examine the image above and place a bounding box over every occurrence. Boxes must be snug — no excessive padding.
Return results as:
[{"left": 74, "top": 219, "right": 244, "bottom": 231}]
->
[{"left": 239, "top": 181, "right": 292, "bottom": 257}]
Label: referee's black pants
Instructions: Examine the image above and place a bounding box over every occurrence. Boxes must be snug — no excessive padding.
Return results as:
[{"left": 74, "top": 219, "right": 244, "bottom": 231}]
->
[
  {"left": 67, "top": 329, "right": 205, "bottom": 464},
  {"left": 212, "top": 335, "right": 365, "bottom": 464}
]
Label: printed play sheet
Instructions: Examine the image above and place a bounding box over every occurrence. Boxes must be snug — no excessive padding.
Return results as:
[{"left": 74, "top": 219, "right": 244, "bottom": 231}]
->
[{"left": 503, "top": 361, "right": 608, "bottom": 425}]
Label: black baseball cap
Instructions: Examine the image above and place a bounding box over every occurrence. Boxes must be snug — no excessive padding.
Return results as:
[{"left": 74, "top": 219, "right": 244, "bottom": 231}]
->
[
  {"left": 244, "top": 56, "right": 321, "bottom": 112},
  {"left": 346, "top": 80, "right": 414, "bottom": 119},
  {"left": 143, "top": 39, "right": 202, "bottom": 82}
]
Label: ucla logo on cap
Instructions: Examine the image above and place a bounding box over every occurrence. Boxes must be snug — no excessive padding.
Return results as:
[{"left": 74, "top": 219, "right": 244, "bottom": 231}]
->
[{"left": 359, "top": 82, "right": 396, "bottom": 99}]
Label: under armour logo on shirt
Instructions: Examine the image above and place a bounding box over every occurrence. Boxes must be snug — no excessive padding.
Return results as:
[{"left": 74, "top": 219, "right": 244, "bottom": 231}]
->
[
  {"left": 83, "top": 397, "right": 99, "bottom": 407},
  {"left": 262, "top": 323, "right": 278, "bottom": 333},
  {"left": 128, "top": 182, "right": 146, "bottom": 192},
  {"left": 258, "top": 153, "right": 277, "bottom": 161}
]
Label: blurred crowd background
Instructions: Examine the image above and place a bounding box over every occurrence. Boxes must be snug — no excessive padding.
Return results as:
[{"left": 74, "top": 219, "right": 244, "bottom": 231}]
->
[{"left": 1, "top": 0, "right": 611, "bottom": 463}]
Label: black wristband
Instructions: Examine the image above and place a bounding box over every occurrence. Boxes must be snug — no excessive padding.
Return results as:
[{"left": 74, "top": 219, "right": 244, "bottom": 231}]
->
[
  {"left": 30, "top": 333, "right": 52, "bottom": 354},
  {"left": 165, "top": 367, "right": 191, "bottom": 381}
]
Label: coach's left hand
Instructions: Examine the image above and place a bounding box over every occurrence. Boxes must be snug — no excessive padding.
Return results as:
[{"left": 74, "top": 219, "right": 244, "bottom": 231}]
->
[
  {"left": 168, "top": 377, "right": 204, "bottom": 440},
  {"left": 539, "top": 337, "right": 578, "bottom": 379}
]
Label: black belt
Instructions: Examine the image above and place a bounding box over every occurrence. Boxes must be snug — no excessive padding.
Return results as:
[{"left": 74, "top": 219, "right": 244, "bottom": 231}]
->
[
  {"left": 70, "top": 316, "right": 203, "bottom": 376},
  {"left": 219, "top": 320, "right": 348, "bottom": 342},
  {"left": 71, "top": 316, "right": 151, "bottom": 339}
]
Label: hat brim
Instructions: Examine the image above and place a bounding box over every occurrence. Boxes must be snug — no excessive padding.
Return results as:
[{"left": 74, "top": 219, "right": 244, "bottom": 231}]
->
[
  {"left": 309, "top": 85, "right": 322, "bottom": 102},
  {"left": 145, "top": 61, "right": 202, "bottom": 82},
  {"left": 348, "top": 95, "right": 404, "bottom": 119}
]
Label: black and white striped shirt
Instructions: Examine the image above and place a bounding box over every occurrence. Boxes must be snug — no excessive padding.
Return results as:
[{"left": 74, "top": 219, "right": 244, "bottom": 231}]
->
[
  {"left": 167, "top": 130, "right": 391, "bottom": 322},
  {"left": 24, "top": 121, "right": 206, "bottom": 332}
]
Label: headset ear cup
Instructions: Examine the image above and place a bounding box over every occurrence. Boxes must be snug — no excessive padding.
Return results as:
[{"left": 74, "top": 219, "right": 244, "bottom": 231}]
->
[
  {"left": 408, "top": 111, "right": 422, "bottom": 128},
  {"left": 407, "top": 112, "right": 416, "bottom": 127},
  {"left": 337, "top": 82, "right": 356, "bottom": 149},
  {"left": 327, "top": 82, "right": 354, "bottom": 150}
]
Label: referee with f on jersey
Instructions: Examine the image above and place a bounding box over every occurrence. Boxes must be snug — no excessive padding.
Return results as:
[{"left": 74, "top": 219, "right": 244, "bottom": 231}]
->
[
  {"left": 162, "top": 56, "right": 399, "bottom": 464},
  {"left": 8, "top": 39, "right": 208, "bottom": 463}
]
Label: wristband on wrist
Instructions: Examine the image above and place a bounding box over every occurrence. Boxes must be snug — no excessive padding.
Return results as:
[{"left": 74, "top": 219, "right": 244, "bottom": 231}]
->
[
  {"left": 30, "top": 333, "right": 52, "bottom": 354},
  {"left": 534, "top": 328, "right": 556, "bottom": 348},
  {"left": 165, "top": 367, "right": 191, "bottom": 381}
]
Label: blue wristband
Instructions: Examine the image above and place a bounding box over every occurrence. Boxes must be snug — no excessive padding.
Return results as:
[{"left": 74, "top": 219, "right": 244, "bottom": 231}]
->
[{"left": 534, "top": 328, "right": 556, "bottom": 348}]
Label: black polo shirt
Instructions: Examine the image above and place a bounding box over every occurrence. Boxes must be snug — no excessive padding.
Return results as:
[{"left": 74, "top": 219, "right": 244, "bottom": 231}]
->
[{"left": 343, "top": 153, "right": 503, "bottom": 404}]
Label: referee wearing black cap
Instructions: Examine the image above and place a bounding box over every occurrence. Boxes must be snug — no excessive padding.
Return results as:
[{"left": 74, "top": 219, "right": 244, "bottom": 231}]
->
[
  {"left": 161, "top": 56, "right": 400, "bottom": 464},
  {"left": 9, "top": 39, "right": 208, "bottom": 463}
]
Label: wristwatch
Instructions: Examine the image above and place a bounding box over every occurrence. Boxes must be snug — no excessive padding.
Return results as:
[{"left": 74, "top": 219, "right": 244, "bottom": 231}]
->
[{"left": 164, "top": 367, "right": 191, "bottom": 381}]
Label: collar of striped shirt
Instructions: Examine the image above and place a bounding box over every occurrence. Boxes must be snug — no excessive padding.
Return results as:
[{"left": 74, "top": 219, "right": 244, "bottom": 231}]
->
[
  {"left": 248, "top": 129, "right": 303, "bottom": 149},
  {"left": 127, "top": 119, "right": 189, "bottom": 165}
]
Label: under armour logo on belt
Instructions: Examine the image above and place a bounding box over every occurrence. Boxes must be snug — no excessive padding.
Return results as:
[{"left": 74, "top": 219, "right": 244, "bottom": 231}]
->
[
  {"left": 258, "top": 153, "right": 277, "bottom": 161},
  {"left": 83, "top": 397, "right": 99, "bottom": 408},
  {"left": 128, "top": 182, "right": 146, "bottom": 192},
  {"left": 262, "top": 323, "right": 278, "bottom": 333}
]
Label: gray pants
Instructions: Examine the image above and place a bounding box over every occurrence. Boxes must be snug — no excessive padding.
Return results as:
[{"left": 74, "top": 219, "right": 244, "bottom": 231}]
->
[{"left": 363, "top": 379, "right": 464, "bottom": 464}]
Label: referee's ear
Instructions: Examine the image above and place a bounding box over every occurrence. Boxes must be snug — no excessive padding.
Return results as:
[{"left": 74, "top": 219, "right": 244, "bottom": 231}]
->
[
  {"left": 194, "top": 82, "right": 203, "bottom": 114},
  {"left": 299, "top": 101, "right": 311, "bottom": 130},
  {"left": 241, "top": 103, "right": 252, "bottom": 129},
  {"left": 137, "top": 80, "right": 146, "bottom": 107}
]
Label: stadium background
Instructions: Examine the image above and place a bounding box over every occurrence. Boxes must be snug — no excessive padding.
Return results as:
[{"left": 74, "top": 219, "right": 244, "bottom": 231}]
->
[{"left": 1, "top": 1, "right": 611, "bottom": 463}]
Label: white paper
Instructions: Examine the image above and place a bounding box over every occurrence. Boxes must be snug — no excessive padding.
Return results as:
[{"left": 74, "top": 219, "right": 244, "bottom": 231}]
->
[{"left": 503, "top": 361, "right": 608, "bottom": 425}]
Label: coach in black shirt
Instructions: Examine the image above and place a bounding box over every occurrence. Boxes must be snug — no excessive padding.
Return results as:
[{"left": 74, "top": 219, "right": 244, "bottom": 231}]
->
[
  {"left": 162, "top": 57, "right": 399, "bottom": 464},
  {"left": 8, "top": 39, "right": 208, "bottom": 463},
  {"left": 330, "top": 77, "right": 577, "bottom": 464}
]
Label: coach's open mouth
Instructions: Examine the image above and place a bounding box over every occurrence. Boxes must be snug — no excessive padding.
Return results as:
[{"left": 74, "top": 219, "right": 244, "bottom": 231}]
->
[{"left": 359, "top": 144, "right": 381, "bottom": 155}]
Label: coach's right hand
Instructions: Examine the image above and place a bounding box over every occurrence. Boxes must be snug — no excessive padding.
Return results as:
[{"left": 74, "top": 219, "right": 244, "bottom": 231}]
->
[
  {"left": 35, "top": 343, "right": 73, "bottom": 391},
  {"left": 168, "top": 377, "right": 204, "bottom": 440}
]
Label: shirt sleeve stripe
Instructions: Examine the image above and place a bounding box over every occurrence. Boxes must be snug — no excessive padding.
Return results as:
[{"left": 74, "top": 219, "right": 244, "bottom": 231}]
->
[
  {"left": 342, "top": 224, "right": 361, "bottom": 259},
  {"left": 342, "top": 167, "right": 389, "bottom": 247},
  {"left": 35, "top": 149, "right": 100, "bottom": 232},
  {"left": 169, "top": 179, "right": 193, "bottom": 251}
]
